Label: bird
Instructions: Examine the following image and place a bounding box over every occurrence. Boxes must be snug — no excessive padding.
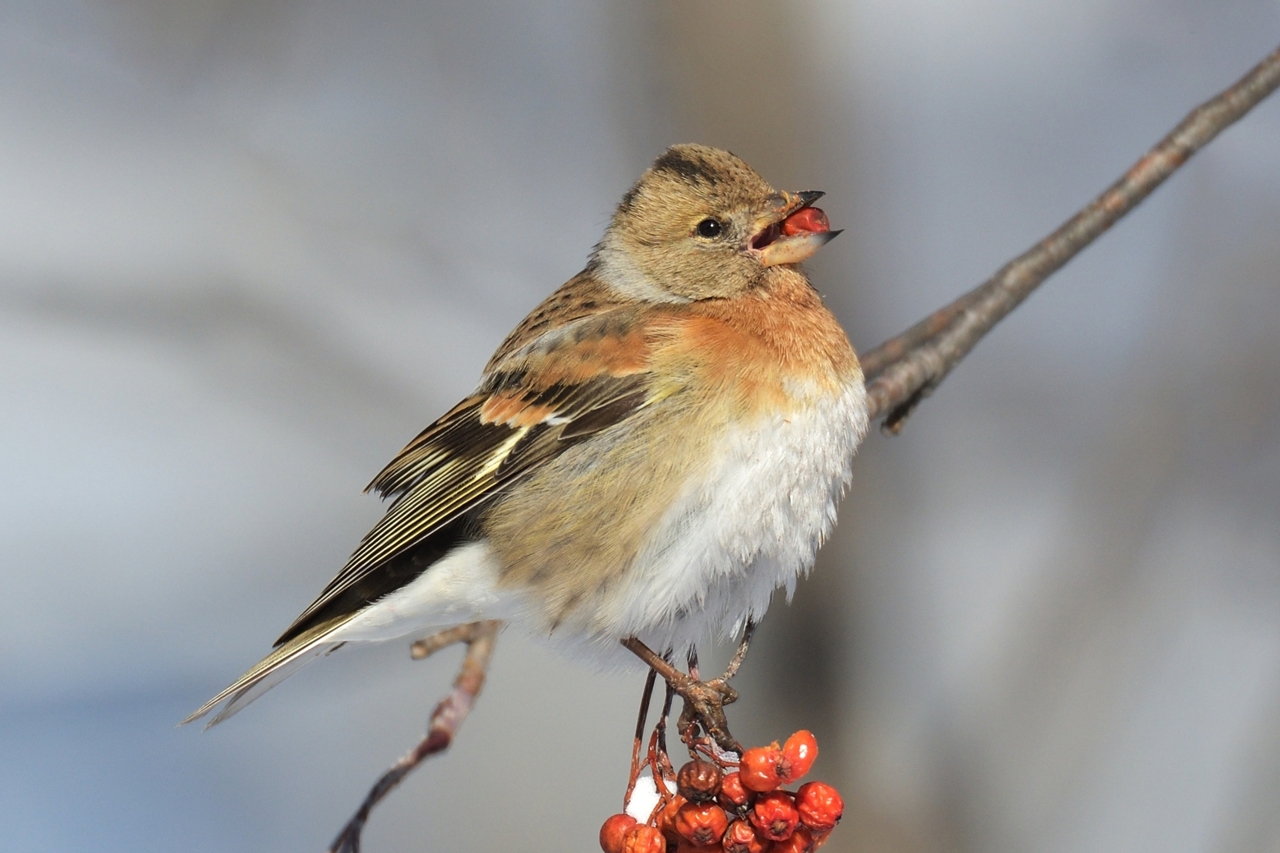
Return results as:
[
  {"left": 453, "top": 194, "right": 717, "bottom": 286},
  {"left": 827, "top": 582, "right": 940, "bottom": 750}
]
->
[{"left": 184, "top": 143, "right": 868, "bottom": 728}]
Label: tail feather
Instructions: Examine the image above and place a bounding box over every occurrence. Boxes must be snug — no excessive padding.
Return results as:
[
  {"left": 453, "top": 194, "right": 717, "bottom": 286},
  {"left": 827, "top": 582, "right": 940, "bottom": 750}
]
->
[{"left": 181, "top": 615, "right": 351, "bottom": 729}]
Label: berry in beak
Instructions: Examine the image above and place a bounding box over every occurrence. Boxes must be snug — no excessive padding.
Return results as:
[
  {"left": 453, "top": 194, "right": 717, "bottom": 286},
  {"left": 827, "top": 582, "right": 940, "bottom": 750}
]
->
[{"left": 751, "top": 191, "right": 842, "bottom": 267}]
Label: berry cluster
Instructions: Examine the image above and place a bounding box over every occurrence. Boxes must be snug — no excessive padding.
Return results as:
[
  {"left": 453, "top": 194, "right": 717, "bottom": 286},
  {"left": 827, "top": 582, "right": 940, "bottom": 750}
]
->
[{"left": 601, "top": 731, "right": 843, "bottom": 853}]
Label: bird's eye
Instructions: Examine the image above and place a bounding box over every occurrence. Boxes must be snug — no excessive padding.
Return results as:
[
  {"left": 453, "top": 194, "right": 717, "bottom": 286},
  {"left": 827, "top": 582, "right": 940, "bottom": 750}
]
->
[{"left": 695, "top": 218, "right": 723, "bottom": 239}]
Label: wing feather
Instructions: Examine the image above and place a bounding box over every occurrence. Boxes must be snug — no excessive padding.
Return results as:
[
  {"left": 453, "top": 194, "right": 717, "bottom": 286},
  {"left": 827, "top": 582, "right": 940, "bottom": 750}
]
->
[{"left": 275, "top": 318, "right": 659, "bottom": 645}]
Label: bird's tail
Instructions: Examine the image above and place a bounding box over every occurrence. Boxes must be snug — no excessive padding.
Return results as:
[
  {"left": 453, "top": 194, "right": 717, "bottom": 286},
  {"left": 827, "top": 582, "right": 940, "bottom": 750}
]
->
[{"left": 180, "top": 614, "right": 351, "bottom": 729}]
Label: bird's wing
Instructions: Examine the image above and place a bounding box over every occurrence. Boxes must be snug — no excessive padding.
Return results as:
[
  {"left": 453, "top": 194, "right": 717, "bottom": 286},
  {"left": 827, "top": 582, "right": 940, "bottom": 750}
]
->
[{"left": 274, "top": 309, "right": 662, "bottom": 644}]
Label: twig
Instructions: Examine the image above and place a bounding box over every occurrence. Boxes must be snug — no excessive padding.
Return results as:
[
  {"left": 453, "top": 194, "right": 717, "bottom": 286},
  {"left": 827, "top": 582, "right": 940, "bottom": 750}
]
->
[
  {"left": 656, "top": 677, "right": 676, "bottom": 766},
  {"left": 860, "top": 43, "right": 1280, "bottom": 432},
  {"left": 409, "top": 623, "right": 489, "bottom": 660},
  {"left": 625, "top": 669, "right": 660, "bottom": 810},
  {"left": 328, "top": 620, "right": 500, "bottom": 853}
]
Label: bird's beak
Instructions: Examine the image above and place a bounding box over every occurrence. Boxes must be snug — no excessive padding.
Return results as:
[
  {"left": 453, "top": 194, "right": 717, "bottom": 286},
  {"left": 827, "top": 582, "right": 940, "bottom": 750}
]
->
[{"left": 749, "top": 190, "right": 842, "bottom": 267}]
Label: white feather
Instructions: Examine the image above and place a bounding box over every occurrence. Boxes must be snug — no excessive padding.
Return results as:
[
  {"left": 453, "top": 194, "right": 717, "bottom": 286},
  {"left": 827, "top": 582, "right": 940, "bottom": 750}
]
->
[
  {"left": 326, "top": 541, "right": 509, "bottom": 642},
  {"left": 601, "top": 378, "right": 868, "bottom": 655},
  {"left": 593, "top": 236, "right": 691, "bottom": 304}
]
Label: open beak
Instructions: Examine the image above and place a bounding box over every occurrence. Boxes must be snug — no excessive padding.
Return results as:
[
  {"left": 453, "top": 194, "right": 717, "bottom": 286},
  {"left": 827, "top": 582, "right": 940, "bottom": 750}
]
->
[{"left": 748, "top": 190, "right": 842, "bottom": 267}]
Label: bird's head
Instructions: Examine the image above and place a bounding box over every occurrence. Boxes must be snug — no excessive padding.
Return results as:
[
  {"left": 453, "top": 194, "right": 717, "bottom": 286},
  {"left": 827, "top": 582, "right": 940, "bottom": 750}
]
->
[{"left": 592, "top": 144, "right": 839, "bottom": 302}]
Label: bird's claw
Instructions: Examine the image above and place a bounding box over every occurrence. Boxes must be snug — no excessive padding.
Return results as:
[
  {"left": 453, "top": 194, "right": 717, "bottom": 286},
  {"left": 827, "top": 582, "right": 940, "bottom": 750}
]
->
[{"left": 675, "top": 676, "right": 742, "bottom": 755}]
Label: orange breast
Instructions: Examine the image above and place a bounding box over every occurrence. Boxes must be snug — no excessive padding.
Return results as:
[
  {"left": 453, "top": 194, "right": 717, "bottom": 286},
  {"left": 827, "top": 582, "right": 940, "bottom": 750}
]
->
[{"left": 650, "top": 268, "right": 860, "bottom": 418}]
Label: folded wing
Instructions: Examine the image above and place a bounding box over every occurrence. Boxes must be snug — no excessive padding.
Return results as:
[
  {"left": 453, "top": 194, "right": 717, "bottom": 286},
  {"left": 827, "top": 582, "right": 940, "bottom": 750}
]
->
[{"left": 182, "top": 307, "right": 672, "bottom": 726}]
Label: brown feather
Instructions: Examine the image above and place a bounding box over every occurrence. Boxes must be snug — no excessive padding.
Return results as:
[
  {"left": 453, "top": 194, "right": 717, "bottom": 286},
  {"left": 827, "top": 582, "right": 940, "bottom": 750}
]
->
[{"left": 274, "top": 310, "right": 661, "bottom": 644}]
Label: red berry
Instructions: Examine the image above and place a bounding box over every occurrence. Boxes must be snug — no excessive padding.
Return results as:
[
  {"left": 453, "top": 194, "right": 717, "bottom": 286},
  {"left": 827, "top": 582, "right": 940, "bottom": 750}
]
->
[
  {"left": 781, "top": 206, "right": 830, "bottom": 236},
  {"left": 781, "top": 731, "right": 818, "bottom": 782},
  {"left": 674, "top": 802, "right": 730, "bottom": 847},
  {"left": 655, "top": 794, "right": 688, "bottom": 841},
  {"left": 678, "top": 759, "right": 725, "bottom": 803},
  {"left": 620, "top": 824, "right": 666, "bottom": 853},
  {"left": 795, "top": 781, "right": 843, "bottom": 832},
  {"left": 749, "top": 790, "right": 800, "bottom": 841},
  {"left": 600, "top": 813, "right": 638, "bottom": 853},
  {"left": 739, "top": 743, "right": 787, "bottom": 792},
  {"left": 771, "top": 826, "right": 817, "bottom": 853},
  {"left": 718, "top": 772, "right": 752, "bottom": 816},
  {"left": 721, "top": 819, "right": 770, "bottom": 853}
]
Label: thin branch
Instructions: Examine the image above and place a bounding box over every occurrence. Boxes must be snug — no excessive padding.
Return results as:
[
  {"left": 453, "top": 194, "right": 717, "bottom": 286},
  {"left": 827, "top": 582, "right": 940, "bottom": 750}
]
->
[
  {"left": 860, "top": 42, "right": 1280, "bottom": 432},
  {"left": 625, "top": 669, "right": 660, "bottom": 809},
  {"left": 409, "top": 623, "right": 490, "bottom": 660},
  {"left": 328, "top": 620, "right": 501, "bottom": 853}
]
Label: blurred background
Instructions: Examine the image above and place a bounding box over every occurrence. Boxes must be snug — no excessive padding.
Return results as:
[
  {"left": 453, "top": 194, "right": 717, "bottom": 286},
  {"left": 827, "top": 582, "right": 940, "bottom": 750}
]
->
[{"left": 2, "top": 1, "right": 1279, "bottom": 851}]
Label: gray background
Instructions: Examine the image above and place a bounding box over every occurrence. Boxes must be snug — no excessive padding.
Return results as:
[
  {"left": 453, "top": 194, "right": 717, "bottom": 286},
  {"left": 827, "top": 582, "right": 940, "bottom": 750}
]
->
[{"left": 2, "top": 2, "right": 1279, "bottom": 851}]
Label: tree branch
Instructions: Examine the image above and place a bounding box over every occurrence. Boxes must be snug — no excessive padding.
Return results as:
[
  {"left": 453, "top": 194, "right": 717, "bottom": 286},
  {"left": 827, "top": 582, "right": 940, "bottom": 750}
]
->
[
  {"left": 328, "top": 620, "right": 501, "bottom": 853},
  {"left": 860, "top": 42, "right": 1280, "bottom": 432}
]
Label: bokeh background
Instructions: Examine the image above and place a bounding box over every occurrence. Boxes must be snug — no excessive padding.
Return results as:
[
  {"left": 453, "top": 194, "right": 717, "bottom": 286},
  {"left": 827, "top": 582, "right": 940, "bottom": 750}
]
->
[{"left": 3, "top": 2, "right": 1279, "bottom": 851}]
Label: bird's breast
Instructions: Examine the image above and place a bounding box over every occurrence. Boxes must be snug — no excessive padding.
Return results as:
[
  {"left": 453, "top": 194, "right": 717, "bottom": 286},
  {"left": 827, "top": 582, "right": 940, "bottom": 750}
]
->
[
  {"left": 481, "top": 277, "right": 867, "bottom": 661},
  {"left": 588, "top": 373, "right": 868, "bottom": 654},
  {"left": 651, "top": 275, "right": 862, "bottom": 416}
]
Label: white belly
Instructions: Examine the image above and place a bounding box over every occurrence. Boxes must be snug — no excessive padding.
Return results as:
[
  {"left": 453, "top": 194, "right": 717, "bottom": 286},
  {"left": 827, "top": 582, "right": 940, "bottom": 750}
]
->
[{"left": 586, "top": 378, "right": 869, "bottom": 658}]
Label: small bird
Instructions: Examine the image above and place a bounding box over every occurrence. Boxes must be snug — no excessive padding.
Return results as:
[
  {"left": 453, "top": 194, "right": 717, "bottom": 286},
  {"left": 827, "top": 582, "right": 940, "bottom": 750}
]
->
[{"left": 185, "top": 144, "right": 867, "bottom": 727}]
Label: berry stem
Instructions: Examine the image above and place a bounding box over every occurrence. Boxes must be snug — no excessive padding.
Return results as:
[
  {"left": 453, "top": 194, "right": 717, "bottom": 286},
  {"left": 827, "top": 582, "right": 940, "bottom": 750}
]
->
[{"left": 625, "top": 668, "right": 659, "bottom": 811}]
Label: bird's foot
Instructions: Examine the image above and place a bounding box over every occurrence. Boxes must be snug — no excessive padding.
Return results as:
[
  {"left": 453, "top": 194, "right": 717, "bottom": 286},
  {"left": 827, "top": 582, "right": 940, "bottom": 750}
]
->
[
  {"left": 675, "top": 675, "right": 740, "bottom": 756},
  {"left": 622, "top": 622, "right": 755, "bottom": 757}
]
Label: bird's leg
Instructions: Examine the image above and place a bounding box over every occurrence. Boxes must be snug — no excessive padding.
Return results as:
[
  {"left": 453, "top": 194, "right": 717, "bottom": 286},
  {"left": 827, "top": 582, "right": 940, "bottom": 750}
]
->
[
  {"left": 722, "top": 619, "right": 756, "bottom": 682},
  {"left": 678, "top": 620, "right": 756, "bottom": 755},
  {"left": 621, "top": 621, "right": 757, "bottom": 757}
]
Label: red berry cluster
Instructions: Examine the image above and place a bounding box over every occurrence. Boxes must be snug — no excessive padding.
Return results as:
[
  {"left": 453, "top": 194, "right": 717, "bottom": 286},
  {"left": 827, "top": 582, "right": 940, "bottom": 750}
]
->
[{"left": 600, "top": 731, "right": 843, "bottom": 853}]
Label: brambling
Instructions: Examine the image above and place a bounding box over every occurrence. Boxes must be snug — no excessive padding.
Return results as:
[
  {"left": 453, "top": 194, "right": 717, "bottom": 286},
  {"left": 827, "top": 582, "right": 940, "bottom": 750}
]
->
[{"left": 185, "top": 144, "right": 867, "bottom": 727}]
